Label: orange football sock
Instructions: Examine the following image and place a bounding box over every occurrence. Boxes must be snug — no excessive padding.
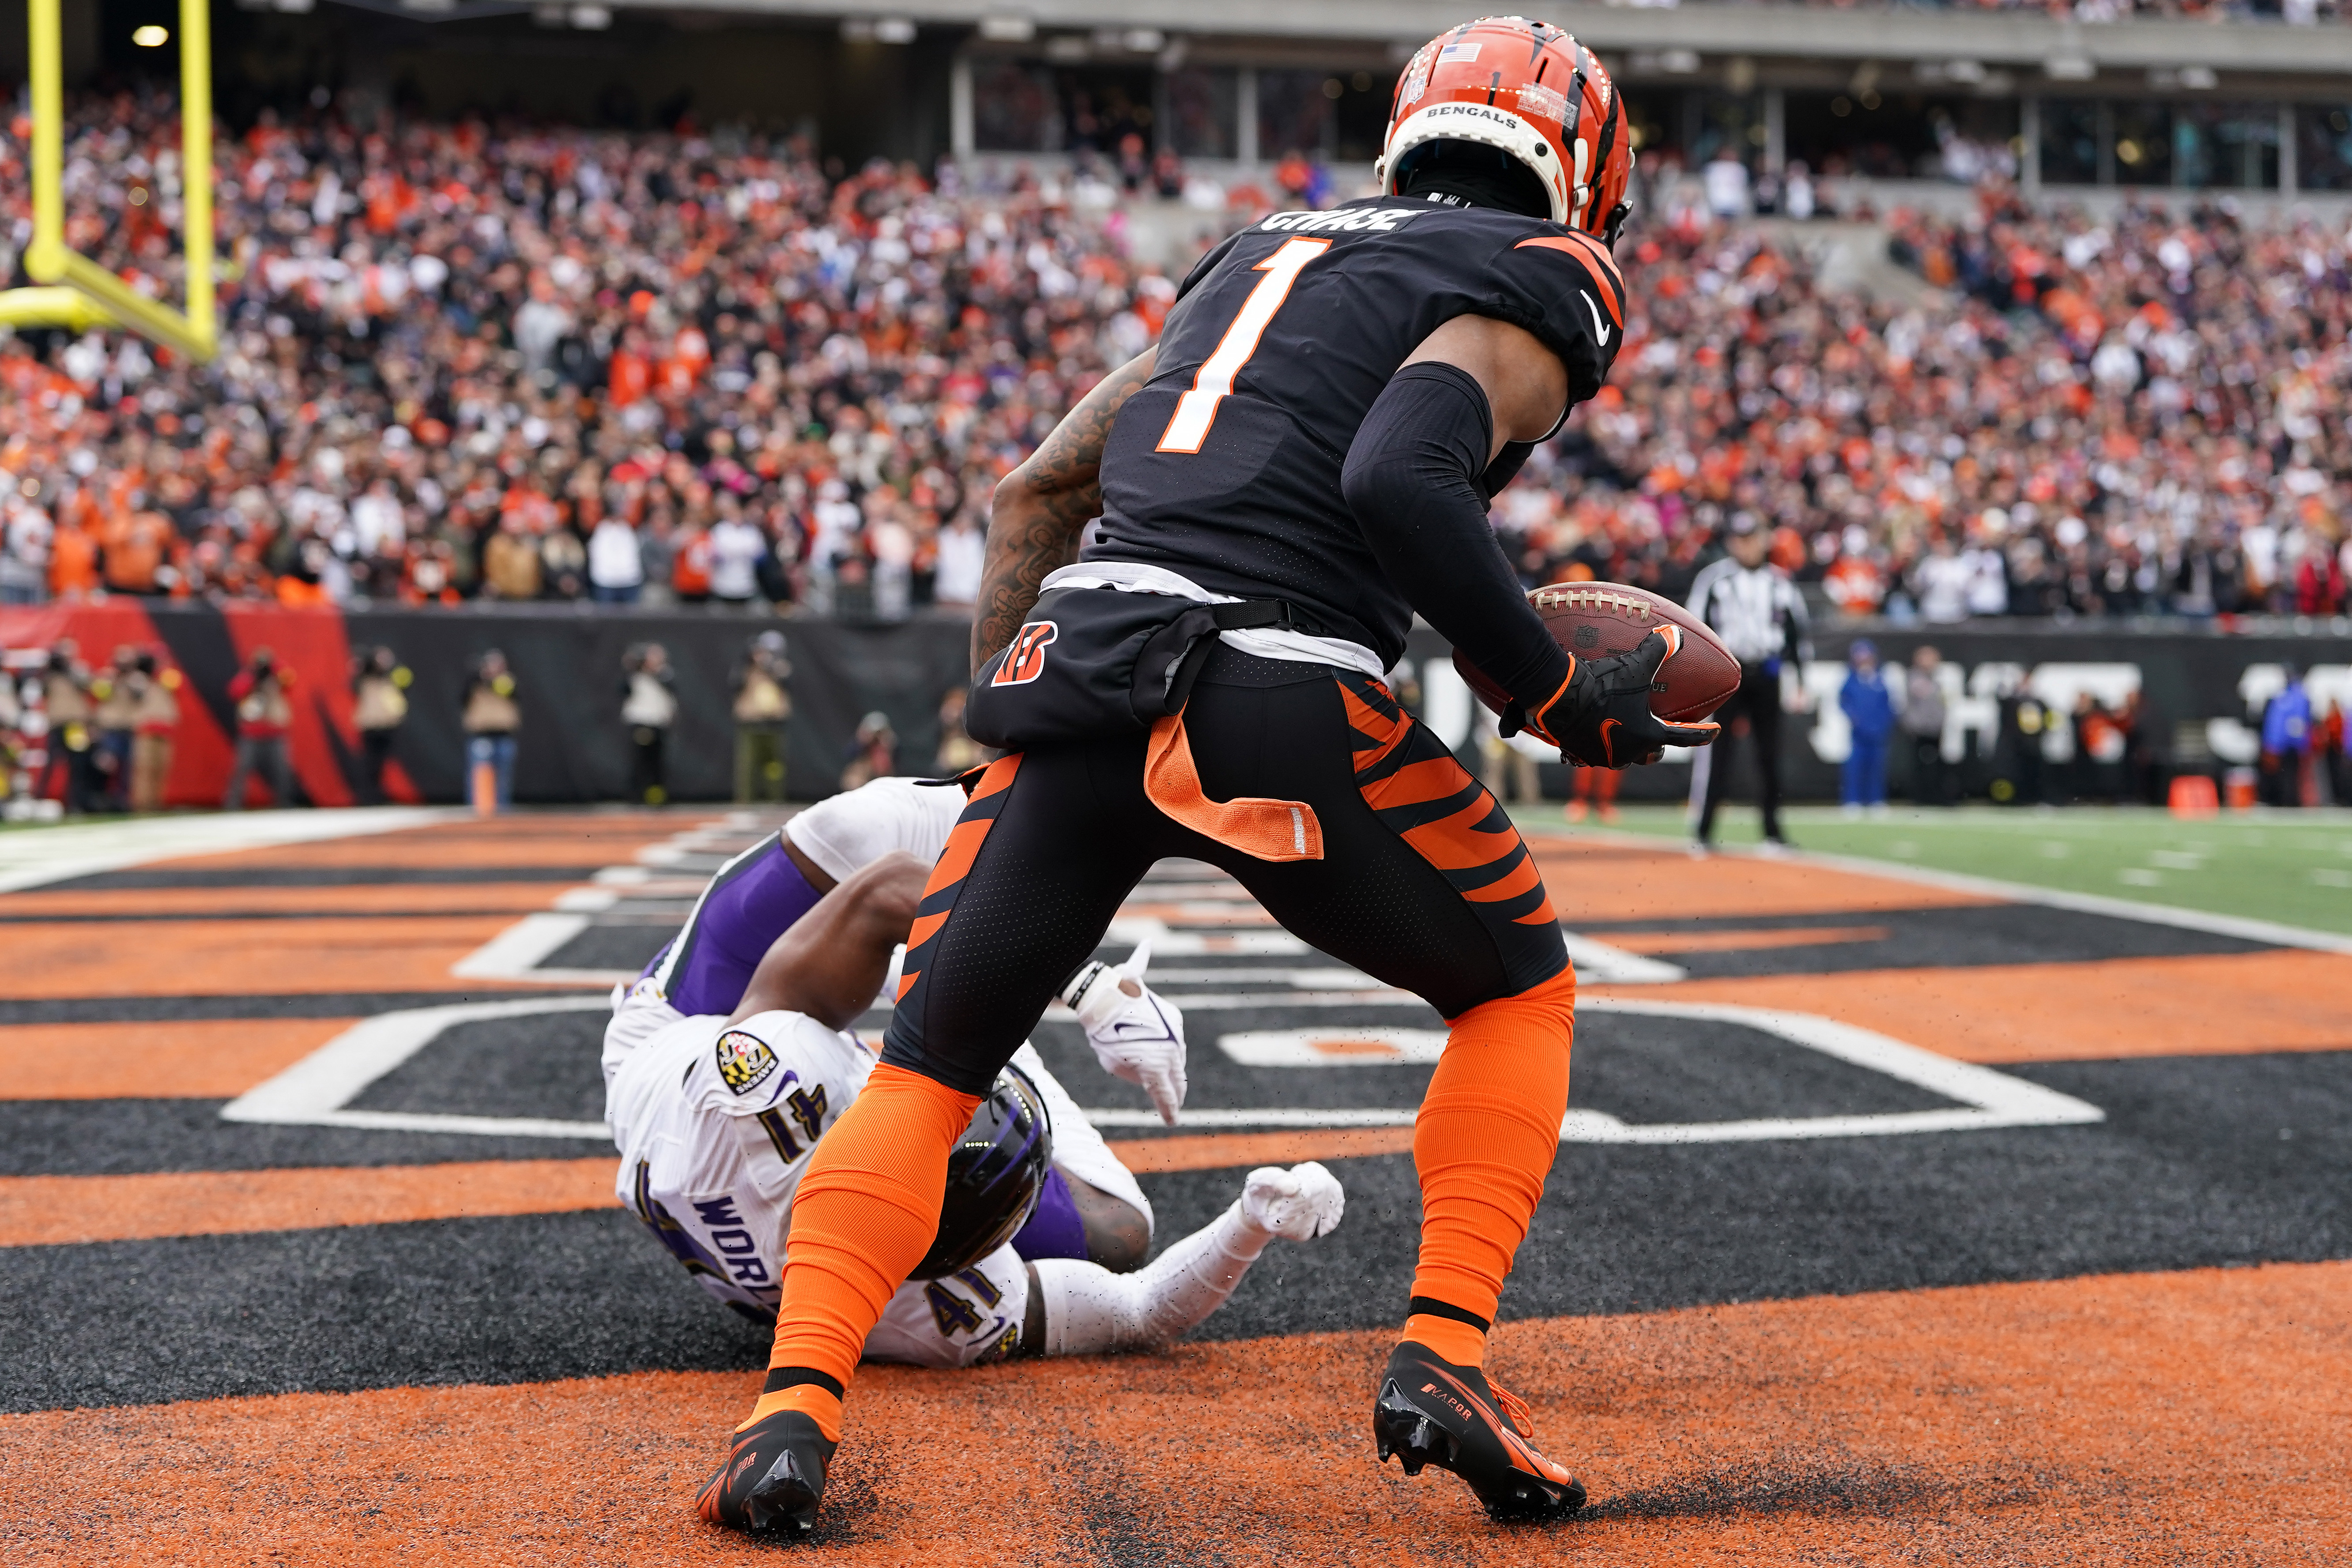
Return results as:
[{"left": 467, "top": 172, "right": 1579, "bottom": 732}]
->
[
  {"left": 1406, "top": 966, "right": 1576, "bottom": 1351},
  {"left": 1399, "top": 1312, "right": 1489, "bottom": 1368},
  {"left": 754, "top": 1064, "right": 981, "bottom": 1428},
  {"left": 740, "top": 1383, "right": 844, "bottom": 1442}
]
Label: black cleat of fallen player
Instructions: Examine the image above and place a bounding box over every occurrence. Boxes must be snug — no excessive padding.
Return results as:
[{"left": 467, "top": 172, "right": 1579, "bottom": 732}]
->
[
  {"left": 1372, "top": 1341, "right": 1587, "bottom": 1522},
  {"left": 696, "top": 1409, "right": 836, "bottom": 1537}
]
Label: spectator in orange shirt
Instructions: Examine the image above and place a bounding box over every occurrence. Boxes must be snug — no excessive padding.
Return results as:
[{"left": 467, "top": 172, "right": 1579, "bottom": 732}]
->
[
  {"left": 48, "top": 518, "right": 100, "bottom": 600},
  {"left": 670, "top": 523, "right": 714, "bottom": 604},
  {"left": 102, "top": 498, "right": 172, "bottom": 595},
  {"left": 608, "top": 327, "right": 652, "bottom": 408}
]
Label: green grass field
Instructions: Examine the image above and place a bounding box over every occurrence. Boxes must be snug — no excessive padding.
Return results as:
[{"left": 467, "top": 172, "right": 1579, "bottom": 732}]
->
[{"left": 1515, "top": 802, "right": 2352, "bottom": 938}]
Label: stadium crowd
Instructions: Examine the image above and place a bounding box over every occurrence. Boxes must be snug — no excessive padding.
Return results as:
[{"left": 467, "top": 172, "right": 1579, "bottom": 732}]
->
[
  {"left": 1504, "top": 178, "right": 2352, "bottom": 621},
  {"left": 0, "top": 89, "right": 1165, "bottom": 615},
  {"left": 2, "top": 90, "right": 2351, "bottom": 625},
  {"left": 1711, "top": 0, "right": 2345, "bottom": 18}
]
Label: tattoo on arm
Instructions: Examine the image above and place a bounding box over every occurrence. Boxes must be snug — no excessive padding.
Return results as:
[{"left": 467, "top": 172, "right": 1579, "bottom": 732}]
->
[{"left": 973, "top": 348, "right": 1157, "bottom": 671}]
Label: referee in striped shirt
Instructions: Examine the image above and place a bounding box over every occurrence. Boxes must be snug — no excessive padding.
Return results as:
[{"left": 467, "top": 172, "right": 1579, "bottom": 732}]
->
[{"left": 1685, "top": 513, "right": 1811, "bottom": 855}]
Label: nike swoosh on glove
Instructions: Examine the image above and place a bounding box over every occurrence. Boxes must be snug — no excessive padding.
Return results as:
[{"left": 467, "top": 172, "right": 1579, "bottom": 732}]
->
[
  {"left": 1509, "top": 626, "right": 1722, "bottom": 769},
  {"left": 1240, "top": 1161, "right": 1345, "bottom": 1240},
  {"left": 1062, "top": 939, "right": 1188, "bottom": 1125}
]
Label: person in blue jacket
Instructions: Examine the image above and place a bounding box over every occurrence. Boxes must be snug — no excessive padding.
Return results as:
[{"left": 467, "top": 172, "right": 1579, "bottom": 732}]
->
[
  {"left": 2260, "top": 665, "right": 2313, "bottom": 808},
  {"left": 1839, "top": 638, "right": 1897, "bottom": 816}
]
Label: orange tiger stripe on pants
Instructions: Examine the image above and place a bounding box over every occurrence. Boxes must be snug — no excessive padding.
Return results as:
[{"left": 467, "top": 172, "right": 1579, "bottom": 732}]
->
[{"left": 1339, "top": 671, "right": 1576, "bottom": 1353}]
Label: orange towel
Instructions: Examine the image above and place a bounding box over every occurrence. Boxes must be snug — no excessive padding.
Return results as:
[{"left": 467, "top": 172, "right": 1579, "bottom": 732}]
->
[{"left": 1143, "top": 710, "right": 1323, "bottom": 862}]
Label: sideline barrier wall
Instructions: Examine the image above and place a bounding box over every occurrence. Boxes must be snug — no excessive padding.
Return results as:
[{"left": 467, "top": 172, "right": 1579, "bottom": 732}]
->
[
  {"left": 0, "top": 602, "right": 968, "bottom": 807},
  {"left": 1400, "top": 622, "right": 2352, "bottom": 803},
  {"left": 2, "top": 600, "right": 2345, "bottom": 806}
]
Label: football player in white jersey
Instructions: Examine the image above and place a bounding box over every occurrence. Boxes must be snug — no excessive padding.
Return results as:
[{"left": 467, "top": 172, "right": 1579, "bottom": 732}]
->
[{"left": 603, "top": 777, "right": 1346, "bottom": 1378}]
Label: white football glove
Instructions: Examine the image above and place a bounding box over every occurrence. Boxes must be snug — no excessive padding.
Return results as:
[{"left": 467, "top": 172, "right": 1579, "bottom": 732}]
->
[
  {"left": 1062, "top": 939, "right": 1187, "bottom": 1126},
  {"left": 1239, "top": 1162, "right": 1345, "bottom": 1241}
]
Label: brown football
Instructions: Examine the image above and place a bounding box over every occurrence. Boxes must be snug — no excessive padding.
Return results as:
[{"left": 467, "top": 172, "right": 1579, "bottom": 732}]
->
[{"left": 1454, "top": 581, "right": 1741, "bottom": 725}]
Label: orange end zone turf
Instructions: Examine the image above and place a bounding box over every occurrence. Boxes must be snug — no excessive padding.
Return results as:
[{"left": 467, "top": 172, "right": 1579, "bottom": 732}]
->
[
  {"left": 1523, "top": 841, "right": 2001, "bottom": 920},
  {"left": 0, "top": 1160, "right": 619, "bottom": 1247},
  {"left": 0, "top": 915, "right": 537, "bottom": 999},
  {"left": 143, "top": 818, "right": 711, "bottom": 871},
  {"left": 0, "top": 883, "right": 588, "bottom": 918},
  {"left": 0, "top": 1018, "right": 355, "bottom": 1101},
  {"left": 1106, "top": 1127, "right": 1417, "bottom": 1173},
  {"left": 4, "top": 1262, "right": 2342, "bottom": 1566}
]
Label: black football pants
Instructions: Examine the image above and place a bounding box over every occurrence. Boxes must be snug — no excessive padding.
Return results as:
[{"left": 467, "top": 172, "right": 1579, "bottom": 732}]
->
[
  {"left": 882, "top": 647, "right": 1571, "bottom": 1095},
  {"left": 1696, "top": 662, "right": 1785, "bottom": 845}
]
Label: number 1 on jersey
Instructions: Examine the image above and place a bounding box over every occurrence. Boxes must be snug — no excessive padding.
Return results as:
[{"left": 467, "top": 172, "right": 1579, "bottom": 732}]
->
[{"left": 1156, "top": 236, "right": 1331, "bottom": 454}]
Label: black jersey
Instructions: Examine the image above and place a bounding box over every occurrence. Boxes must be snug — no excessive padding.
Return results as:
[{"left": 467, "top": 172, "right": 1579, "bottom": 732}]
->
[{"left": 1089, "top": 193, "right": 1626, "bottom": 663}]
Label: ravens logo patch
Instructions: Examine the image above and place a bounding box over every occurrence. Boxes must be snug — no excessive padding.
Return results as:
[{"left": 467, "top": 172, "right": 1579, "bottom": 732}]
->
[{"left": 715, "top": 1029, "right": 778, "bottom": 1095}]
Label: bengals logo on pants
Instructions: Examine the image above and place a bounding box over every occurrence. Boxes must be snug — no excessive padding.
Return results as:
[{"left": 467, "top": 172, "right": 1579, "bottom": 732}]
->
[{"left": 992, "top": 621, "right": 1057, "bottom": 686}]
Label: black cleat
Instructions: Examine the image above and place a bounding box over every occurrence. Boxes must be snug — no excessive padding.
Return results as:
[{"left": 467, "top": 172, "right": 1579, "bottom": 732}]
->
[
  {"left": 696, "top": 1410, "right": 836, "bottom": 1537},
  {"left": 1373, "top": 1341, "right": 1587, "bottom": 1522}
]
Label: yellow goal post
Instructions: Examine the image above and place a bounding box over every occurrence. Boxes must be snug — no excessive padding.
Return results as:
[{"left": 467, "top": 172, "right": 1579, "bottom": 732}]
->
[{"left": 0, "top": 0, "right": 218, "bottom": 360}]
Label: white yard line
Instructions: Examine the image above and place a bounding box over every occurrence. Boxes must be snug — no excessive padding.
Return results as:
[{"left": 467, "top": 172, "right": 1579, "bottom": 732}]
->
[
  {"left": 448, "top": 911, "right": 637, "bottom": 985},
  {"left": 1532, "top": 822, "right": 2352, "bottom": 957},
  {"left": 1080, "top": 1107, "right": 1418, "bottom": 1129},
  {"left": 1134, "top": 996, "right": 2102, "bottom": 1145},
  {"left": 220, "top": 993, "right": 614, "bottom": 1138},
  {"left": 1558, "top": 933, "right": 1687, "bottom": 984},
  {"left": 228, "top": 988, "right": 2098, "bottom": 1148},
  {"left": 0, "top": 807, "right": 461, "bottom": 893},
  {"left": 219, "top": 814, "right": 2105, "bottom": 1149}
]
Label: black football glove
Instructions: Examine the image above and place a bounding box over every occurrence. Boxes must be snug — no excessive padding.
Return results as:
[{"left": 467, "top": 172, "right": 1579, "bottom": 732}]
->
[{"left": 1503, "top": 626, "right": 1722, "bottom": 769}]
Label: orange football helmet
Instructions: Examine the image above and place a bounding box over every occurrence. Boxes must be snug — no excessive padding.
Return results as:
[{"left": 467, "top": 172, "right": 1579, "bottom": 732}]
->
[{"left": 1376, "top": 17, "right": 1633, "bottom": 242}]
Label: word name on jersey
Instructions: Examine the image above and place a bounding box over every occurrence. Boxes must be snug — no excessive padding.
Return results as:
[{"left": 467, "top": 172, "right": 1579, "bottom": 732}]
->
[
  {"left": 692, "top": 1195, "right": 771, "bottom": 1284},
  {"left": 1259, "top": 207, "right": 1427, "bottom": 234}
]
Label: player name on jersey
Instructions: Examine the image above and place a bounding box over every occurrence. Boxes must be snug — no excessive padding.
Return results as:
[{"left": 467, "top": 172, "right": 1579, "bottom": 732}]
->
[
  {"left": 1257, "top": 207, "right": 1431, "bottom": 234},
  {"left": 1092, "top": 196, "right": 1626, "bottom": 665}
]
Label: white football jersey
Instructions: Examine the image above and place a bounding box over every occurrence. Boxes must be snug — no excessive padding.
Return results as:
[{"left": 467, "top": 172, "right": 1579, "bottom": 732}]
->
[
  {"left": 782, "top": 775, "right": 967, "bottom": 884},
  {"left": 604, "top": 990, "right": 1143, "bottom": 1369},
  {"left": 605, "top": 997, "right": 877, "bottom": 1316},
  {"left": 600, "top": 773, "right": 1151, "bottom": 1370}
]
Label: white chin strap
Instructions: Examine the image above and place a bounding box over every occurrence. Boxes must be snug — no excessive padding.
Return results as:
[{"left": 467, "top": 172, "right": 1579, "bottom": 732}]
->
[{"left": 1374, "top": 101, "right": 1574, "bottom": 226}]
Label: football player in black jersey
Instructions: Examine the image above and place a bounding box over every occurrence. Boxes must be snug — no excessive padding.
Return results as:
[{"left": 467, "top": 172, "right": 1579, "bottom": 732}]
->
[{"left": 702, "top": 17, "right": 1719, "bottom": 1535}]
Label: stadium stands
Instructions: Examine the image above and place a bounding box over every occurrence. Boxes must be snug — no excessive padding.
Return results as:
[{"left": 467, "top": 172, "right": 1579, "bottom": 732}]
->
[
  {"left": 1509, "top": 191, "right": 2352, "bottom": 619},
  {"left": 0, "top": 90, "right": 1157, "bottom": 613},
  {"left": 0, "top": 88, "right": 2347, "bottom": 622}
]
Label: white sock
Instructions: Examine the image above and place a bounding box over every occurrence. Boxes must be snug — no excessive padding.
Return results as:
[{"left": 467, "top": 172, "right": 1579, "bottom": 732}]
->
[{"left": 1034, "top": 1201, "right": 1269, "bottom": 1356}]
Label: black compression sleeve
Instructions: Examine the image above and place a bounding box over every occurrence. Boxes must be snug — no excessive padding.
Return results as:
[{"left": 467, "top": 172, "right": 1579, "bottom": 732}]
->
[
  {"left": 1342, "top": 361, "right": 1572, "bottom": 707},
  {"left": 1479, "top": 441, "right": 1534, "bottom": 501}
]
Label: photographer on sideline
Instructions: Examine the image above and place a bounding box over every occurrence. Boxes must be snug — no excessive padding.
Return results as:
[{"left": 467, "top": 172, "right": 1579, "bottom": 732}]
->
[
  {"left": 352, "top": 646, "right": 411, "bottom": 806},
  {"left": 462, "top": 650, "right": 522, "bottom": 814},
  {"left": 223, "top": 648, "right": 297, "bottom": 811},
  {"left": 731, "top": 630, "right": 792, "bottom": 803},
  {"left": 128, "top": 650, "right": 181, "bottom": 814},
  {"left": 622, "top": 641, "right": 679, "bottom": 805}
]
